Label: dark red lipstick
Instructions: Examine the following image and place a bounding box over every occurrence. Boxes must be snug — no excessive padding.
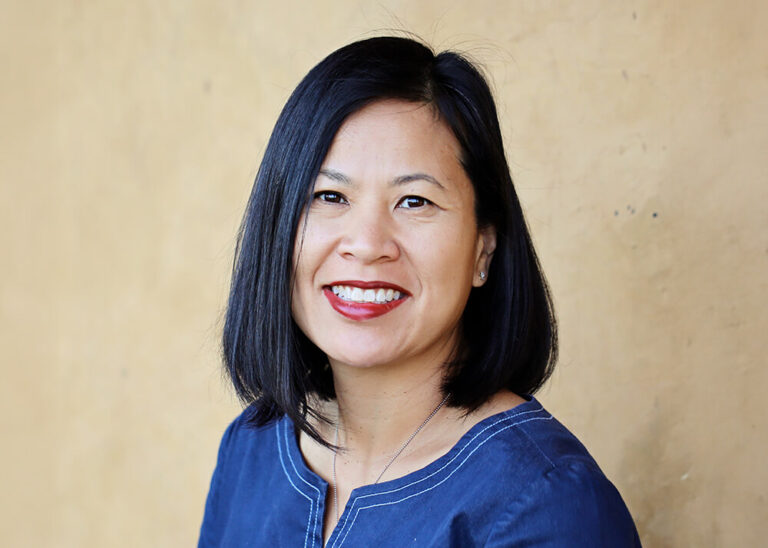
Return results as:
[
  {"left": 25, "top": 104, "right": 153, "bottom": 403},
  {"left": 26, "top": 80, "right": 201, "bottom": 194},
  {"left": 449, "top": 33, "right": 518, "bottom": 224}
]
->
[{"left": 323, "top": 280, "right": 409, "bottom": 321}]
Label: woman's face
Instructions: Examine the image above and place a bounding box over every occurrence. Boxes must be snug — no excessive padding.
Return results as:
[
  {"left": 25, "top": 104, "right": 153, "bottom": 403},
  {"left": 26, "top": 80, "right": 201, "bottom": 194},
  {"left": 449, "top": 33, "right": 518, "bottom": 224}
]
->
[{"left": 292, "top": 100, "right": 495, "bottom": 371}]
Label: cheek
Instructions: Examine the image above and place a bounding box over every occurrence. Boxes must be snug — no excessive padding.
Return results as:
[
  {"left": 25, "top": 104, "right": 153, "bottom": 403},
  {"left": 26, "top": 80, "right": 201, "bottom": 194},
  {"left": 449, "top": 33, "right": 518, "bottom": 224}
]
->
[
  {"left": 292, "top": 222, "right": 337, "bottom": 295},
  {"left": 290, "top": 225, "right": 318, "bottom": 329},
  {"left": 416, "top": 215, "right": 478, "bottom": 262},
  {"left": 409, "top": 231, "right": 478, "bottom": 291},
  {"left": 292, "top": 216, "right": 318, "bottom": 277}
]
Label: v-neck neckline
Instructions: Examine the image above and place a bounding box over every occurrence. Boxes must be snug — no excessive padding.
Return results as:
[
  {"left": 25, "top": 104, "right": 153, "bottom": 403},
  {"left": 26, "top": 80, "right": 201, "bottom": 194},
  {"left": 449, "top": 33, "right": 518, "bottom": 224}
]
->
[{"left": 285, "top": 395, "right": 542, "bottom": 497}]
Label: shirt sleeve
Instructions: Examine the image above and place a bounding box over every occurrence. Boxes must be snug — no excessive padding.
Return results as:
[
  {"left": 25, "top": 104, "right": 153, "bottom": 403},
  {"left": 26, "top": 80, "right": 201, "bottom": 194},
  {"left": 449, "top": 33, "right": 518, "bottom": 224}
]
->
[
  {"left": 483, "top": 460, "right": 641, "bottom": 547},
  {"left": 197, "top": 413, "right": 244, "bottom": 548}
]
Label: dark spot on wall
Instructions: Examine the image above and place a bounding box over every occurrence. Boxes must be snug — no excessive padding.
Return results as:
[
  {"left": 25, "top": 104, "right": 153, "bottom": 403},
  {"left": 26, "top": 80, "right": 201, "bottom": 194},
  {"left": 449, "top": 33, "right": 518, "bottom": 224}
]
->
[
  {"left": 622, "top": 69, "right": 629, "bottom": 80},
  {"left": 632, "top": 11, "right": 637, "bottom": 20},
  {"left": 653, "top": 212, "right": 658, "bottom": 218},
  {"left": 203, "top": 79, "right": 212, "bottom": 93},
  {"left": 615, "top": 210, "right": 619, "bottom": 216}
]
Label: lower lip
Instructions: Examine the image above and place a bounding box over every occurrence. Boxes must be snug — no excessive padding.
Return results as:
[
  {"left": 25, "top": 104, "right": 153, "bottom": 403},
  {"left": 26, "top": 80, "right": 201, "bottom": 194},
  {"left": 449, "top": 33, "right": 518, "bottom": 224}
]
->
[{"left": 323, "top": 288, "right": 407, "bottom": 321}]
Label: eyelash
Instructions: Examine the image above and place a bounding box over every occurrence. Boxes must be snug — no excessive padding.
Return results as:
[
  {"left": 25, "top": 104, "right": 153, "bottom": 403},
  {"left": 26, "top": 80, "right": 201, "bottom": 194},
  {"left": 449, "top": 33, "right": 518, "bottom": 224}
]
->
[
  {"left": 313, "top": 191, "right": 347, "bottom": 204},
  {"left": 398, "top": 196, "right": 432, "bottom": 209},
  {"left": 312, "top": 191, "right": 433, "bottom": 209}
]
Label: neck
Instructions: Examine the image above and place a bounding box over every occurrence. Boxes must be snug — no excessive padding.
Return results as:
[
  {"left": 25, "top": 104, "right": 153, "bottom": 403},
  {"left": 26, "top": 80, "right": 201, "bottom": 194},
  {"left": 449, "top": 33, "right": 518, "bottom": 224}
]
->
[{"left": 329, "top": 357, "right": 448, "bottom": 460}]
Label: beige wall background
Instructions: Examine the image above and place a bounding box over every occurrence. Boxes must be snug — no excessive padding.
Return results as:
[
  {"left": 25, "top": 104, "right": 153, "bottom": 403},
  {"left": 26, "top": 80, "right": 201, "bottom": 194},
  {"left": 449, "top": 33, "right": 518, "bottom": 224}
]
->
[{"left": 1, "top": 1, "right": 766, "bottom": 546}]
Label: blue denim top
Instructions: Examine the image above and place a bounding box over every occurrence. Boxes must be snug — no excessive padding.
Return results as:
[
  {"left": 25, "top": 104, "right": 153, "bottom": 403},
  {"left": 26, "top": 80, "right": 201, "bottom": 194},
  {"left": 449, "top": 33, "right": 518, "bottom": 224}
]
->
[{"left": 198, "top": 397, "right": 640, "bottom": 547}]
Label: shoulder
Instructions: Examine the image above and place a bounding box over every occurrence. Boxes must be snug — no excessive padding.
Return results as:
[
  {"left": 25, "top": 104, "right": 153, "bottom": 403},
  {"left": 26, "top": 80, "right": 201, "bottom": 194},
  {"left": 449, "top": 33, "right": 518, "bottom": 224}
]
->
[
  {"left": 476, "top": 400, "right": 640, "bottom": 547},
  {"left": 213, "top": 407, "right": 283, "bottom": 467},
  {"left": 202, "top": 406, "right": 292, "bottom": 510},
  {"left": 199, "top": 411, "right": 302, "bottom": 547},
  {"left": 484, "top": 459, "right": 641, "bottom": 547},
  {"left": 463, "top": 397, "right": 594, "bottom": 479}
]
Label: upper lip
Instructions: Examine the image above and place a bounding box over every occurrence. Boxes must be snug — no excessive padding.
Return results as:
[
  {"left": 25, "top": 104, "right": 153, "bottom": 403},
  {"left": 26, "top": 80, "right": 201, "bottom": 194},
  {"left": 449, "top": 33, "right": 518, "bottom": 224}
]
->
[{"left": 325, "top": 280, "right": 411, "bottom": 295}]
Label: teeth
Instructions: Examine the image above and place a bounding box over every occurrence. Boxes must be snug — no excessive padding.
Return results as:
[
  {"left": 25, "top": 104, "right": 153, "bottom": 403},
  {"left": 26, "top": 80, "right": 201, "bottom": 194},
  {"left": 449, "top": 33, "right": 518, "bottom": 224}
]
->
[
  {"left": 375, "top": 288, "right": 386, "bottom": 303},
  {"left": 330, "top": 285, "right": 403, "bottom": 304}
]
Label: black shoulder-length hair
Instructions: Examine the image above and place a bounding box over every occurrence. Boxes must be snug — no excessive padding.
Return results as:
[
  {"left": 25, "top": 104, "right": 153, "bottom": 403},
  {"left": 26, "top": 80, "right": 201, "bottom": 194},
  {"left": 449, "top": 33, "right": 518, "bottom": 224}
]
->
[{"left": 223, "top": 36, "right": 557, "bottom": 444}]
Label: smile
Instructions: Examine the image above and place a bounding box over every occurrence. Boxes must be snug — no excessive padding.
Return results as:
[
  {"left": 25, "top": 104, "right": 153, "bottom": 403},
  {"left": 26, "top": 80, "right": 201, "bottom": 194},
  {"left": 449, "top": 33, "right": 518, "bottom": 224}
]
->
[
  {"left": 323, "top": 281, "right": 408, "bottom": 321},
  {"left": 330, "top": 285, "right": 402, "bottom": 303}
]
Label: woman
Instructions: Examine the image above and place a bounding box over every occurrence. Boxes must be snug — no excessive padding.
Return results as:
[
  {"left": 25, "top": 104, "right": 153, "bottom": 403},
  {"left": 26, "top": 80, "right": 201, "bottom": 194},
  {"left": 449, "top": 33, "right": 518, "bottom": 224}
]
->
[{"left": 199, "top": 36, "right": 640, "bottom": 547}]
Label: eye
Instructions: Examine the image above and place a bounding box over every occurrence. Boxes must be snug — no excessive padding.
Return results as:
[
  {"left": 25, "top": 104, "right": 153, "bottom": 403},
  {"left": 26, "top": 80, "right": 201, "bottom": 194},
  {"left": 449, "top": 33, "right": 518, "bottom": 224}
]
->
[
  {"left": 313, "top": 190, "right": 348, "bottom": 204},
  {"left": 398, "top": 195, "right": 432, "bottom": 209}
]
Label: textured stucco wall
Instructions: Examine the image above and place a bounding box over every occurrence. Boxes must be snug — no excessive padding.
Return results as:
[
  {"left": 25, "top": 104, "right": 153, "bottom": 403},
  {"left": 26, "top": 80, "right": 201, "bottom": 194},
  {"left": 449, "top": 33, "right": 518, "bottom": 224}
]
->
[{"left": 1, "top": 1, "right": 766, "bottom": 546}]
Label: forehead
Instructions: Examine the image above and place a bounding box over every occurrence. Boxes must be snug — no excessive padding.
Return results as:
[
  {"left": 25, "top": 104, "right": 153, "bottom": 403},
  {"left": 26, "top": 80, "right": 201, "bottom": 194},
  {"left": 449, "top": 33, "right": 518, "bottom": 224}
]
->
[{"left": 322, "top": 100, "right": 466, "bottom": 182}]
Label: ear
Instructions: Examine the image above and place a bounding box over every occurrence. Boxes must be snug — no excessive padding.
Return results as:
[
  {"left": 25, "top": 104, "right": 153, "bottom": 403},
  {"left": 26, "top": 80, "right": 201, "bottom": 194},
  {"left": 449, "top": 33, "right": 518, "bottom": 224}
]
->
[{"left": 472, "top": 225, "right": 497, "bottom": 287}]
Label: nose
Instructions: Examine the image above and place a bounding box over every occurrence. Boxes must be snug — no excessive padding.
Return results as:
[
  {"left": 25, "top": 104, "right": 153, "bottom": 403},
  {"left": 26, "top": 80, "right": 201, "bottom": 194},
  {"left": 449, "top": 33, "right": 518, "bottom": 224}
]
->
[{"left": 336, "top": 203, "right": 400, "bottom": 264}]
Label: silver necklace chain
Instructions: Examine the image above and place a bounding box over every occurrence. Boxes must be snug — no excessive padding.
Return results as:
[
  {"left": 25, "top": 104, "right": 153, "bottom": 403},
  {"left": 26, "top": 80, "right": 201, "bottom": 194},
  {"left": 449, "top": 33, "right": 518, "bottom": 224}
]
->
[{"left": 331, "top": 395, "right": 449, "bottom": 521}]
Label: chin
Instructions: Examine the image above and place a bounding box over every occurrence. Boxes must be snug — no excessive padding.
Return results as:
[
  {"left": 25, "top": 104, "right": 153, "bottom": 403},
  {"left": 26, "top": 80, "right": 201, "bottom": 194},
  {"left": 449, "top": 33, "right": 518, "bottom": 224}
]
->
[
  {"left": 326, "top": 352, "right": 394, "bottom": 370},
  {"left": 323, "top": 343, "right": 405, "bottom": 370}
]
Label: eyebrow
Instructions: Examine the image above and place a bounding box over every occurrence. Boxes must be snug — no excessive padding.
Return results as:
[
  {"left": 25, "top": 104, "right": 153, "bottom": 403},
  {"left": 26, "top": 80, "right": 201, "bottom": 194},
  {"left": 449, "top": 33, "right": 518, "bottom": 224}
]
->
[
  {"left": 318, "top": 168, "right": 351, "bottom": 184},
  {"left": 318, "top": 169, "right": 445, "bottom": 190},
  {"left": 392, "top": 173, "right": 445, "bottom": 190}
]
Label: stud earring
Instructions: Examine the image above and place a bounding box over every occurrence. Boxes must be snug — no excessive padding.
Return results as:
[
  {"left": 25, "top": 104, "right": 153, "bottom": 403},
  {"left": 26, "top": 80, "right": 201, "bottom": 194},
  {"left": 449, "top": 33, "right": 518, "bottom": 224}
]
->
[{"left": 479, "top": 271, "right": 486, "bottom": 280}]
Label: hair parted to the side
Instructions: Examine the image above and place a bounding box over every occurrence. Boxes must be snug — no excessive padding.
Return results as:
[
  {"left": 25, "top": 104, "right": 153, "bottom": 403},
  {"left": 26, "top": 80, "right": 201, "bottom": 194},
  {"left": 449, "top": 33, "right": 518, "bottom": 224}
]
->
[{"left": 223, "top": 36, "right": 557, "bottom": 446}]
